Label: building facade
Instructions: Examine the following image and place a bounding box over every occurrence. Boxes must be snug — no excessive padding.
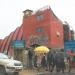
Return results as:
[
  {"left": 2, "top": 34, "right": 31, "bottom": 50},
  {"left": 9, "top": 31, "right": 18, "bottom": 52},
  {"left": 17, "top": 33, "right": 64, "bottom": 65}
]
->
[{"left": 1, "top": 6, "right": 72, "bottom": 59}]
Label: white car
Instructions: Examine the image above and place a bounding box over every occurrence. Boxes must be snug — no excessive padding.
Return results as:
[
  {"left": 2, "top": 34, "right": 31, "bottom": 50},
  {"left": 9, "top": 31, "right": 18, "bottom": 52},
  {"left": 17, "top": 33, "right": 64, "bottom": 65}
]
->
[{"left": 0, "top": 53, "right": 23, "bottom": 75}]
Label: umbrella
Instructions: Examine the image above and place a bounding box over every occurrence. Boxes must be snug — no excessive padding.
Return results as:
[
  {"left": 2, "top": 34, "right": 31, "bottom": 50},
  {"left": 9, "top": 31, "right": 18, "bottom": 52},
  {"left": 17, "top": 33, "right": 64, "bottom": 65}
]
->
[{"left": 34, "top": 46, "right": 50, "bottom": 53}]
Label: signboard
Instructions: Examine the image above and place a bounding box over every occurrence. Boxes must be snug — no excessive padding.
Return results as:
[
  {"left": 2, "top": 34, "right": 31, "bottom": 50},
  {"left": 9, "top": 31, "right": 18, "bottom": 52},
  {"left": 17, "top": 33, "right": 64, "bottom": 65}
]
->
[
  {"left": 12, "top": 40, "right": 25, "bottom": 49},
  {"left": 64, "top": 41, "right": 75, "bottom": 57},
  {"left": 64, "top": 41, "right": 75, "bottom": 50}
]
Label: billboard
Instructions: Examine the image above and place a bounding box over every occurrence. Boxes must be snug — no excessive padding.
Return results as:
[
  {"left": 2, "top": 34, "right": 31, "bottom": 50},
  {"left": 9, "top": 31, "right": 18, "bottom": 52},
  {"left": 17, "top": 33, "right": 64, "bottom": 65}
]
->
[
  {"left": 12, "top": 40, "right": 25, "bottom": 49},
  {"left": 64, "top": 41, "right": 75, "bottom": 50}
]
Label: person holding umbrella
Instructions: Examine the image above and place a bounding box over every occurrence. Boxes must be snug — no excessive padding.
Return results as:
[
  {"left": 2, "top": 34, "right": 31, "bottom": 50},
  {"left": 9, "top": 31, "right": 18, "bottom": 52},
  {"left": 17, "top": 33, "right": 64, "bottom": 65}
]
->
[{"left": 34, "top": 46, "right": 49, "bottom": 71}]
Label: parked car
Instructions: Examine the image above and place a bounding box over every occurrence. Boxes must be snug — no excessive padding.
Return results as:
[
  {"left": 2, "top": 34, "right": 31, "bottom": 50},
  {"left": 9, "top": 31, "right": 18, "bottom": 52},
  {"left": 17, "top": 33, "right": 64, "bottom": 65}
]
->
[{"left": 0, "top": 53, "right": 23, "bottom": 75}]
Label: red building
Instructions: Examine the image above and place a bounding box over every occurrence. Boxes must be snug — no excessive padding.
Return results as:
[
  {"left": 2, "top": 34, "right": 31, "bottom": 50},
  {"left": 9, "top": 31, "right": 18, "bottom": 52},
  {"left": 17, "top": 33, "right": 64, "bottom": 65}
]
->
[
  {"left": 0, "top": 6, "right": 64, "bottom": 55},
  {"left": 23, "top": 6, "right": 64, "bottom": 49}
]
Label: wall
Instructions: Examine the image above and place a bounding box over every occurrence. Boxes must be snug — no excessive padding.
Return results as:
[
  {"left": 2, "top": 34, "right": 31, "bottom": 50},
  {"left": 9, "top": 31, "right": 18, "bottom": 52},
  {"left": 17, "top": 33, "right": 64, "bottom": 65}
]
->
[{"left": 50, "top": 21, "right": 64, "bottom": 48}]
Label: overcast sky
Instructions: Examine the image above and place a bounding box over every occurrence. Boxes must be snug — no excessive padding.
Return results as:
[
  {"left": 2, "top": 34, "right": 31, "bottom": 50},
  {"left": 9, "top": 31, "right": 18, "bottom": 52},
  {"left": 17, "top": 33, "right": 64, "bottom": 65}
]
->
[{"left": 0, "top": 0, "right": 75, "bottom": 39}]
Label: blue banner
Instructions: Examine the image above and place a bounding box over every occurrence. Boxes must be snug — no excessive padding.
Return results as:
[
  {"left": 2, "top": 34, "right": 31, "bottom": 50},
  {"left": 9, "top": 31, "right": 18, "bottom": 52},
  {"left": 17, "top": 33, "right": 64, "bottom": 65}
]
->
[
  {"left": 64, "top": 41, "right": 75, "bottom": 50},
  {"left": 12, "top": 40, "right": 25, "bottom": 49}
]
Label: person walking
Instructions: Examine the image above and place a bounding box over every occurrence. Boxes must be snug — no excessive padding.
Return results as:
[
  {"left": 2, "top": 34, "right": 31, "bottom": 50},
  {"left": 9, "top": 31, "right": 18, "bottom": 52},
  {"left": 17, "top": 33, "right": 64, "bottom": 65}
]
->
[
  {"left": 55, "top": 50, "right": 65, "bottom": 73},
  {"left": 51, "top": 51, "right": 57, "bottom": 72},
  {"left": 34, "top": 54, "right": 38, "bottom": 68},
  {"left": 47, "top": 50, "right": 53, "bottom": 72},
  {"left": 41, "top": 53, "right": 47, "bottom": 70},
  {"left": 28, "top": 49, "right": 33, "bottom": 69}
]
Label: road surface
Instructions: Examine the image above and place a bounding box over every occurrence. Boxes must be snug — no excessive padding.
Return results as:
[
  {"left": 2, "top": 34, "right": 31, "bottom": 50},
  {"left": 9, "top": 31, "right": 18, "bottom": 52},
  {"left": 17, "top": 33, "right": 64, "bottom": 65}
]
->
[
  {"left": 21, "top": 69, "right": 75, "bottom": 75},
  {"left": 0, "top": 69, "right": 75, "bottom": 75}
]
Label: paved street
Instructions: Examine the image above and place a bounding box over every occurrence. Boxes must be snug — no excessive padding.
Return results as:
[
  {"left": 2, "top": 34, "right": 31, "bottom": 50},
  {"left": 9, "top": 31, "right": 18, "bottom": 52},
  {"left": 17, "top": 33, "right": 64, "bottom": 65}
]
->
[
  {"left": 36, "top": 73, "right": 75, "bottom": 75},
  {"left": 20, "top": 69, "right": 75, "bottom": 75},
  {"left": 0, "top": 69, "right": 75, "bottom": 75}
]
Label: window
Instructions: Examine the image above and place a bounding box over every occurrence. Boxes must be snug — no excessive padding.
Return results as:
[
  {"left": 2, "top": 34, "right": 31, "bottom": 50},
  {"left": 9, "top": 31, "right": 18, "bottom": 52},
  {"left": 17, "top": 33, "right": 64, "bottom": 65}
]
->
[
  {"left": 36, "top": 15, "right": 44, "bottom": 21},
  {"left": 36, "top": 27, "right": 44, "bottom": 32}
]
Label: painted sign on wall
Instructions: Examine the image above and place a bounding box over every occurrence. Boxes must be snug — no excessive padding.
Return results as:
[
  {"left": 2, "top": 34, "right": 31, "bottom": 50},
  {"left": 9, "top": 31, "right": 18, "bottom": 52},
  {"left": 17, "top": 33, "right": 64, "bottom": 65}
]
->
[{"left": 29, "top": 35, "right": 49, "bottom": 45}]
